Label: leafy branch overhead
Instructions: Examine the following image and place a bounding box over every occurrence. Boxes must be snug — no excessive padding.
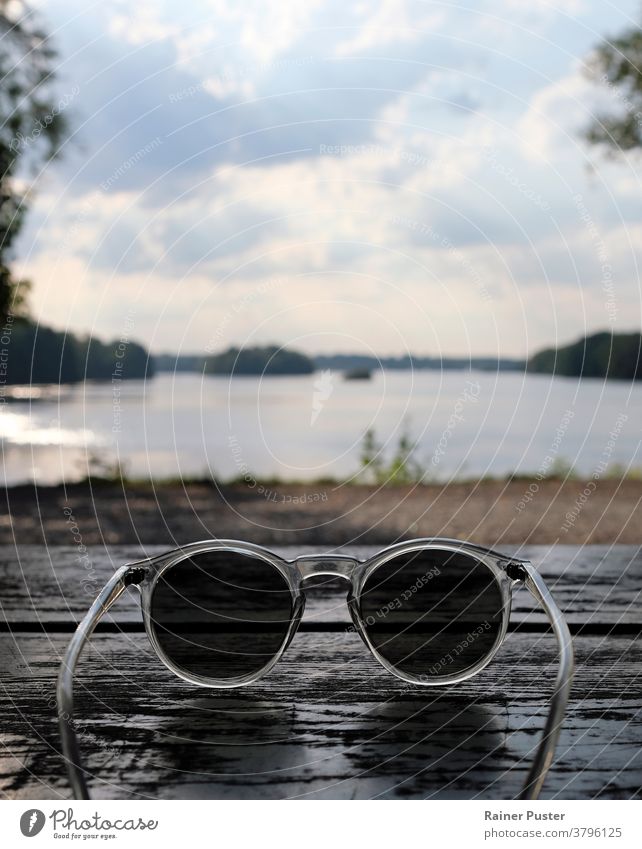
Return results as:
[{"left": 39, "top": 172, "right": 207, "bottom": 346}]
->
[
  {"left": 0, "top": 0, "right": 69, "bottom": 318},
  {"left": 584, "top": 20, "right": 642, "bottom": 154}
]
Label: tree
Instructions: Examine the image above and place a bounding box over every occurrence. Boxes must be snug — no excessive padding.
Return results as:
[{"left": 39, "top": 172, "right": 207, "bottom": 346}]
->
[
  {"left": 527, "top": 332, "right": 642, "bottom": 380},
  {"left": 206, "top": 345, "right": 315, "bottom": 375},
  {"left": 583, "top": 21, "right": 642, "bottom": 154},
  {"left": 2, "top": 321, "right": 155, "bottom": 384},
  {"left": 1, "top": 0, "right": 69, "bottom": 319}
]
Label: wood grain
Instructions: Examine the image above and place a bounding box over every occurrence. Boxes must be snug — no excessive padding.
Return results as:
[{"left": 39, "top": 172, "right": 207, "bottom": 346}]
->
[
  {"left": 1, "top": 545, "right": 641, "bottom": 627},
  {"left": 0, "top": 544, "right": 640, "bottom": 800}
]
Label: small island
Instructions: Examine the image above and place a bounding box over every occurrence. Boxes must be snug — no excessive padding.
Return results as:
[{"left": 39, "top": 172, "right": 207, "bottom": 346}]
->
[
  {"left": 206, "top": 345, "right": 315, "bottom": 376},
  {"left": 344, "top": 367, "right": 372, "bottom": 380}
]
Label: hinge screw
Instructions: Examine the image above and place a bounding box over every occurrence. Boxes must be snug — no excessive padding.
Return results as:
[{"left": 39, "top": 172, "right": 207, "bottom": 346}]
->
[
  {"left": 125, "top": 566, "right": 147, "bottom": 586},
  {"left": 504, "top": 561, "right": 527, "bottom": 581}
]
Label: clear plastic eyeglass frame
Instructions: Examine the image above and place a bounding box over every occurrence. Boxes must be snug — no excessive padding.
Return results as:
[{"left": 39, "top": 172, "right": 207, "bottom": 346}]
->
[{"left": 57, "top": 537, "right": 574, "bottom": 801}]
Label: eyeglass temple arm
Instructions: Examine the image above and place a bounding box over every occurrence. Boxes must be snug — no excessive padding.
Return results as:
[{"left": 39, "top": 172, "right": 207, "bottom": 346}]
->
[
  {"left": 57, "top": 564, "right": 145, "bottom": 800},
  {"left": 515, "top": 562, "right": 574, "bottom": 801}
]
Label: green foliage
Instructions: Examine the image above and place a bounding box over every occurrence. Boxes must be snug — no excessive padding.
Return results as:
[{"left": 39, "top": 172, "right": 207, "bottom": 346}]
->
[
  {"left": 543, "top": 457, "right": 576, "bottom": 480},
  {"left": 359, "top": 427, "right": 423, "bottom": 485},
  {"left": 2, "top": 318, "right": 154, "bottom": 384},
  {"left": 206, "top": 345, "right": 315, "bottom": 375},
  {"left": 1, "top": 1, "right": 70, "bottom": 319},
  {"left": 583, "top": 21, "right": 642, "bottom": 154},
  {"left": 84, "top": 452, "right": 130, "bottom": 484},
  {"left": 603, "top": 462, "right": 642, "bottom": 480},
  {"left": 527, "top": 332, "right": 642, "bottom": 380},
  {"left": 359, "top": 429, "right": 385, "bottom": 482},
  {"left": 154, "top": 353, "right": 207, "bottom": 373}
]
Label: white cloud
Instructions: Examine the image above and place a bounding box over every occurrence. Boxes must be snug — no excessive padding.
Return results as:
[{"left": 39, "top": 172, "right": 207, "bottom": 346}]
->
[
  {"left": 109, "top": 1, "right": 179, "bottom": 45},
  {"left": 15, "top": 0, "right": 642, "bottom": 356},
  {"left": 517, "top": 69, "right": 608, "bottom": 161},
  {"left": 335, "top": 0, "right": 444, "bottom": 56}
]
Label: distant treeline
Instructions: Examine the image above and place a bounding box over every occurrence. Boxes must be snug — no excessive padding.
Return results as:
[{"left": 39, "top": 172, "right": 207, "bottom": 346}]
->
[
  {"left": 1, "top": 318, "right": 154, "bottom": 384},
  {"left": 154, "top": 336, "right": 642, "bottom": 379},
  {"left": 313, "top": 353, "right": 525, "bottom": 372},
  {"left": 154, "top": 348, "right": 524, "bottom": 375},
  {"left": 154, "top": 353, "right": 206, "bottom": 372},
  {"left": 5, "top": 327, "right": 641, "bottom": 385},
  {"left": 527, "top": 332, "right": 642, "bottom": 380},
  {"left": 154, "top": 346, "right": 315, "bottom": 375}
]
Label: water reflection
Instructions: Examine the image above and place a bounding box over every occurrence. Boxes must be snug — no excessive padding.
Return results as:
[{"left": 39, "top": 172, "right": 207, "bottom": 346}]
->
[{"left": 0, "top": 371, "right": 639, "bottom": 486}]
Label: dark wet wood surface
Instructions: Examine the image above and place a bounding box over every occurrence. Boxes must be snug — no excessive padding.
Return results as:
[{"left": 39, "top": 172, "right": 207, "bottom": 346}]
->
[{"left": 1, "top": 545, "right": 640, "bottom": 799}]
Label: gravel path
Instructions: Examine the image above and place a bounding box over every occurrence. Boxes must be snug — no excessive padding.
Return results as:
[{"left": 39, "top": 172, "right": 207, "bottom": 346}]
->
[{"left": 3, "top": 478, "right": 640, "bottom": 548}]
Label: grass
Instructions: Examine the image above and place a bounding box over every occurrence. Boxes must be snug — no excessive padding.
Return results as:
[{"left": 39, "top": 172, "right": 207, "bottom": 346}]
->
[{"left": 67, "top": 436, "right": 642, "bottom": 489}]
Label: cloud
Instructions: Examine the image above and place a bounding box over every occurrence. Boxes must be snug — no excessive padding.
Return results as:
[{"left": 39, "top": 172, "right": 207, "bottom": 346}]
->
[
  {"left": 15, "top": 0, "right": 642, "bottom": 357},
  {"left": 517, "top": 69, "right": 611, "bottom": 161}
]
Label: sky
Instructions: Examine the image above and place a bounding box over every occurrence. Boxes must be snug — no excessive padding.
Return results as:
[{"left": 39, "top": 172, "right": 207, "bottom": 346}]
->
[{"left": 12, "top": 0, "right": 642, "bottom": 357}]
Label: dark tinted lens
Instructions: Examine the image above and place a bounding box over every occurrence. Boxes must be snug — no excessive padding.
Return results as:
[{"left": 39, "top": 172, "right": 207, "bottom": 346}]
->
[
  {"left": 359, "top": 548, "right": 504, "bottom": 679},
  {"left": 150, "top": 550, "right": 293, "bottom": 680}
]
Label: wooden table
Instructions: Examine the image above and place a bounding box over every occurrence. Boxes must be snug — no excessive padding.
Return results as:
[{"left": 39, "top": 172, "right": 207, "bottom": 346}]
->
[{"left": 1, "top": 545, "right": 640, "bottom": 799}]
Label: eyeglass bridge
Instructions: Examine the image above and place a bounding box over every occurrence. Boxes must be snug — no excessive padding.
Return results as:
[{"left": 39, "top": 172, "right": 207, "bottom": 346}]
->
[{"left": 293, "top": 553, "right": 360, "bottom": 581}]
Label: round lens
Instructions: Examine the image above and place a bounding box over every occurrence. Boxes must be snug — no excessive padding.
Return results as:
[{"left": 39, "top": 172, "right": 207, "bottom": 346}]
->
[
  {"left": 359, "top": 548, "right": 504, "bottom": 680},
  {"left": 150, "top": 550, "right": 294, "bottom": 681}
]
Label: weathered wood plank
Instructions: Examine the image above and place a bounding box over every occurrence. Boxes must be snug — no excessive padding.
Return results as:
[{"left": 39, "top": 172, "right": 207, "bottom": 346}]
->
[
  {"left": 2, "top": 545, "right": 639, "bottom": 800},
  {"left": 1, "top": 545, "right": 640, "bottom": 627},
  {"left": 1, "top": 630, "right": 640, "bottom": 800}
]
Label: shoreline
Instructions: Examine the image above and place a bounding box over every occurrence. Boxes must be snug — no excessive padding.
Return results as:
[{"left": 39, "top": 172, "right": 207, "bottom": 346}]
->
[{"left": 2, "top": 477, "right": 640, "bottom": 546}]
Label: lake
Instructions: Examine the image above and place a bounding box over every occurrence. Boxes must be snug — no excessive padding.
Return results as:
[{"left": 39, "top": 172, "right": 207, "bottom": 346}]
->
[{"left": 0, "top": 371, "right": 639, "bottom": 486}]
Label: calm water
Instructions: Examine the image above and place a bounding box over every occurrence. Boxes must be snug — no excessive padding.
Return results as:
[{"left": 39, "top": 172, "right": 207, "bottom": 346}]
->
[{"left": 0, "top": 371, "right": 640, "bottom": 486}]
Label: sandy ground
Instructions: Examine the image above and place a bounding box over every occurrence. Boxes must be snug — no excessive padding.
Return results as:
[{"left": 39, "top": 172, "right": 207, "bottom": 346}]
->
[{"left": 2, "top": 477, "right": 641, "bottom": 547}]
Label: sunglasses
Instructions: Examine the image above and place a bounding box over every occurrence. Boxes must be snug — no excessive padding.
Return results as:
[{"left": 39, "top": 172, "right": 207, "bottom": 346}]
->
[{"left": 58, "top": 537, "right": 573, "bottom": 801}]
